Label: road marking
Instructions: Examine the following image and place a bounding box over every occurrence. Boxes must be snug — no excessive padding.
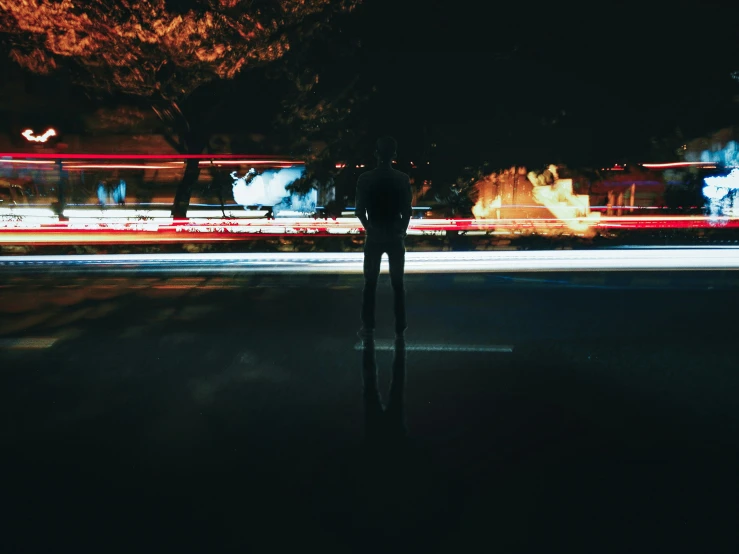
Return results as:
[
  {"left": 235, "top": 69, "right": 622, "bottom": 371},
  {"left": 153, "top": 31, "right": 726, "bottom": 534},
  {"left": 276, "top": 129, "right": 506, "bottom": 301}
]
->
[
  {"left": 0, "top": 337, "right": 58, "bottom": 349},
  {"left": 354, "top": 341, "right": 514, "bottom": 352}
]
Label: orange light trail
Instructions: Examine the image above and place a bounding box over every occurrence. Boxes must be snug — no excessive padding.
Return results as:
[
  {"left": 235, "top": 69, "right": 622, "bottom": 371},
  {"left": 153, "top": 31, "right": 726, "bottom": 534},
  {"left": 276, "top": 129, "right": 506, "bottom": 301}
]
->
[{"left": 0, "top": 159, "right": 57, "bottom": 165}]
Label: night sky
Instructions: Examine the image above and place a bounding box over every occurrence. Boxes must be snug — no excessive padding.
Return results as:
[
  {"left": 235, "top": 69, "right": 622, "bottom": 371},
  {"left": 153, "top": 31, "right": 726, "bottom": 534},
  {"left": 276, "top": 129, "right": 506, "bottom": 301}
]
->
[
  {"left": 344, "top": 0, "right": 739, "bottom": 173},
  {"left": 1, "top": 0, "right": 737, "bottom": 180}
]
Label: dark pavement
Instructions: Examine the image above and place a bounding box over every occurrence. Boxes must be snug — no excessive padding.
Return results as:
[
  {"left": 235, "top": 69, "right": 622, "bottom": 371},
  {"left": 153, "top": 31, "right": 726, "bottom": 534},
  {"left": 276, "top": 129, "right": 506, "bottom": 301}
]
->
[{"left": 1, "top": 269, "right": 738, "bottom": 553}]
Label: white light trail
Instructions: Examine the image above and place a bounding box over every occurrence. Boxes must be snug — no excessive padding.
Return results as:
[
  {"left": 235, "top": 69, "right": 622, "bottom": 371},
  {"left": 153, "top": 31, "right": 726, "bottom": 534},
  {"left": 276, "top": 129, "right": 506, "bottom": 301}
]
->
[
  {"left": 0, "top": 207, "right": 57, "bottom": 218},
  {"left": 186, "top": 210, "right": 268, "bottom": 218},
  {"left": 354, "top": 341, "right": 514, "bottom": 352},
  {"left": 2, "top": 215, "right": 739, "bottom": 239},
  {"left": 642, "top": 161, "right": 717, "bottom": 168},
  {"left": 0, "top": 337, "right": 58, "bottom": 349},
  {"left": 3, "top": 248, "right": 739, "bottom": 273},
  {"left": 63, "top": 209, "right": 173, "bottom": 219},
  {"left": 21, "top": 128, "right": 56, "bottom": 143},
  {"left": 0, "top": 159, "right": 56, "bottom": 165}
]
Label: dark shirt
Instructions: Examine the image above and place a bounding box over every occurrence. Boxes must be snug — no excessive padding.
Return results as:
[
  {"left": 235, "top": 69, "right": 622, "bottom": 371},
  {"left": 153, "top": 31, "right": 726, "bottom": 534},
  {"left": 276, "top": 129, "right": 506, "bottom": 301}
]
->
[{"left": 355, "top": 166, "right": 412, "bottom": 240}]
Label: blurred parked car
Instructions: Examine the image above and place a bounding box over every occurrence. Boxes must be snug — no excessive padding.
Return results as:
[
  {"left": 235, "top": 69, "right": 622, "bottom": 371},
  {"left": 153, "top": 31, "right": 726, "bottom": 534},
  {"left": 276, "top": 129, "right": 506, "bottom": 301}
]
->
[{"left": 0, "top": 180, "right": 29, "bottom": 206}]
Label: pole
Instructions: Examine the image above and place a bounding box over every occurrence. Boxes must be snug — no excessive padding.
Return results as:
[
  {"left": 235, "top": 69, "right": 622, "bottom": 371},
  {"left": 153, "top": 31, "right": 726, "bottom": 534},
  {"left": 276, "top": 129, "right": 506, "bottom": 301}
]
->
[{"left": 57, "top": 159, "right": 67, "bottom": 220}]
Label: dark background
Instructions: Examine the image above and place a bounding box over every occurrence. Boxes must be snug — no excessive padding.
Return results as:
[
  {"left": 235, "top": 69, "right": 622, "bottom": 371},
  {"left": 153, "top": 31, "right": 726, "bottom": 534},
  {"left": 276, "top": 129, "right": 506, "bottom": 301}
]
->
[
  {"left": 1, "top": 0, "right": 737, "bottom": 182},
  {"left": 346, "top": 0, "right": 739, "bottom": 171}
]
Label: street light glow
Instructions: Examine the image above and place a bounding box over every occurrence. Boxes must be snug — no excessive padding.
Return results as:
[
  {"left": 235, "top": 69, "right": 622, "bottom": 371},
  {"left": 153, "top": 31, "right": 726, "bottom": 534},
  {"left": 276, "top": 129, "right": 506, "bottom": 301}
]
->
[{"left": 21, "top": 128, "right": 57, "bottom": 143}]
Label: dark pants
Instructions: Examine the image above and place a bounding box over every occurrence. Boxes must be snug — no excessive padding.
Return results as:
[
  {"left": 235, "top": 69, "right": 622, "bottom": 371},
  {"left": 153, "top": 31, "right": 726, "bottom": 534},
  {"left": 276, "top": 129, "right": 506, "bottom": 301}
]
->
[{"left": 361, "top": 237, "right": 406, "bottom": 333}]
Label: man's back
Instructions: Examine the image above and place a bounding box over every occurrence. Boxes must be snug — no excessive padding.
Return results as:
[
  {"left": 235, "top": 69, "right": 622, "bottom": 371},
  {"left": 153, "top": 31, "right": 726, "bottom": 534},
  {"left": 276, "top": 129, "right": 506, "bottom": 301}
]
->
[
  {"left": 357, "top": 136, "right": 410, "bottom": 340},
  {"left": 356, "top": 167, "right": 412, "bottom": 240}
]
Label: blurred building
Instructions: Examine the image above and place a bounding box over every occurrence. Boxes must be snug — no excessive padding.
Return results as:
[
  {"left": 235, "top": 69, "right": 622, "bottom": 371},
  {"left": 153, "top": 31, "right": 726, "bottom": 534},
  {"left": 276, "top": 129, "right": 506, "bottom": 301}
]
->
[
  {"left": 473, "top": 166, "right": 532, "bottom": 218},
  {"left": 684, "top": 126, "right": 738, "bottom": 168}
]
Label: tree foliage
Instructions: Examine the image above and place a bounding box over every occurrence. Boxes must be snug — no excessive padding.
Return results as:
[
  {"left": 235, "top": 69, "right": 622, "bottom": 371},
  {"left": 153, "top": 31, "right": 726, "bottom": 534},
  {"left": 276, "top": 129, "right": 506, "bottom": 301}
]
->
[
  {"left": 272, "top": 42, "right": 374, "bottom": 199},
  {"left": 0, "top": 0, "right": 361, "bottom": 215},
  {"left": 1, "top": 0, "right": 357, "bottom": 138},
  {"left": 434, "top": 165, "right": 482, "bottom": 218}
]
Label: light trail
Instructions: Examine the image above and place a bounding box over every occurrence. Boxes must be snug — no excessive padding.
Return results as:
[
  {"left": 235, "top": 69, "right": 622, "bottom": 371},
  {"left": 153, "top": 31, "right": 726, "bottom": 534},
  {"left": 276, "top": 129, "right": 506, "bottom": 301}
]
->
[
  {"left": 62, "top": 164, "right": 181, "bottom": 170},
  {"left": 0, "top": 152, "right": 304, "bottom": 162},
  {"left": 2, "top": 214, "right": 739, "bottom": 244},
  {"left": 0, "top": 337, "right": 59, "bottom": 349},
  {"left": 2, "top": 248, "right": 739, "bottom": 273},
  {"left": 354, "top": 341, "right": 514, "bottom": 352},
  {"left": 641, "top": 162, "right": 718, "bottom": 169},
  {"left": 0, "top": 159, "right": 57, "bottom": 165}
]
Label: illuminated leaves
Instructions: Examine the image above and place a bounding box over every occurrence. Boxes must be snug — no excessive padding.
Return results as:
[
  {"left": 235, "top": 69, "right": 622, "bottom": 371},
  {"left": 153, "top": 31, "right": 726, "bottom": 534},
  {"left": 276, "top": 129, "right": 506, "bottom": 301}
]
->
[
  {"left": 1, "top": 0, "right": 365, "bottom": 212},
  {"left": 0, "top": 0, "right": 359, "bottom": 103},
  {"left": 8, "top": 48, "right": 57, "bottom": 74}
]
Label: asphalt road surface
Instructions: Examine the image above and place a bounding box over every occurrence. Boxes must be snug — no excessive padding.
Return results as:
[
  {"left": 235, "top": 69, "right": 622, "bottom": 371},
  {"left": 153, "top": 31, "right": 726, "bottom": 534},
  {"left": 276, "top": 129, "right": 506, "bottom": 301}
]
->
[{"left": 1, "top": 265, "right": 738, "bottom": 553}]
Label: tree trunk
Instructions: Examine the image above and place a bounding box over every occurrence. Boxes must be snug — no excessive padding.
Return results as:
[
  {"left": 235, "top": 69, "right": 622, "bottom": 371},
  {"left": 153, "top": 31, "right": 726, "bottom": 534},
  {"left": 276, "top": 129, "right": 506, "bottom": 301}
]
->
[
  {"left": 56, "top": 160, "right": 67, "bottom": 219},
  {"left": 171, "top": 131, "right": 207, "bottom": 219},
  {"left": 160, "top": 105, "right": 207, "bottom": 219},
  {"left": 171, "top": 156, "right": 201, "bottom": 219},
  {"left": 218, "top": 182, "right": 226, "bottom": 218}
]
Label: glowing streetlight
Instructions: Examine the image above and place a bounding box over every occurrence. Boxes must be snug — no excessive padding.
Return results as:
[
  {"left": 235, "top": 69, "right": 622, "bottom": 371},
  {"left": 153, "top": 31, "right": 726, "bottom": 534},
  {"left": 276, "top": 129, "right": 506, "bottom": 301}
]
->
[{"left": 22, "top": 128, "right": 57, "bottom": 143}]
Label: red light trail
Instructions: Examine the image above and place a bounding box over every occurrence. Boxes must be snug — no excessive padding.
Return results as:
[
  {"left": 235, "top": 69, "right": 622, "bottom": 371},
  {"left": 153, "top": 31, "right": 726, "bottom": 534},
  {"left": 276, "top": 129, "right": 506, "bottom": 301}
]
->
[{"left": 1, "top": 216, "right": 739, "bottom": 245}]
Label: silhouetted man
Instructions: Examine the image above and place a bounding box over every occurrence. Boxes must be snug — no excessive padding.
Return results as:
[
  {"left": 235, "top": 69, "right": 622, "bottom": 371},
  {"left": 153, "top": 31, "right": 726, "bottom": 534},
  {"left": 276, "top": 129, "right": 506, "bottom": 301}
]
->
[{"left": 355, "top": 136, "right": 412, "bottom": 341}]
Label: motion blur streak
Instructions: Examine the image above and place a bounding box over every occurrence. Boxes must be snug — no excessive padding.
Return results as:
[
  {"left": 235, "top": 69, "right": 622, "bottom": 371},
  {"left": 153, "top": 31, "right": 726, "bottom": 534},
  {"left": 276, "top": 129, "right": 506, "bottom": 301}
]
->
[
  {"left": 3, "top": 248, "right": 739, "bottom": 273},
  {"left": 354, "top": 342, "right": 514, "bottom": 352},
  {"left": 3, "top": 216, "right": 739, "bottom": 245},
  {"left": 62, "top": 164, "right": 178, "bottom": 170},
  {"left": 642, "top": 162, "right": 718, "bottom": 169},
  {"left": 0, "top": 153, "right": 304, "bottom": 161},
  {"left": 0, "top": 338, "right": 58, "bottom": 349},
  {"left": 0, "top": 159, "right": 56, "bottom": 164}
]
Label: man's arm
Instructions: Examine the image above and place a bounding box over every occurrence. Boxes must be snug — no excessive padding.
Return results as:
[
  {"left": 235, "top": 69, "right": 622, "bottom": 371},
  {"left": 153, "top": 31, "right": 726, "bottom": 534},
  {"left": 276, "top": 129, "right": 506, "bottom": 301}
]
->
[
  {"left": 355, "top": 178, "right": 370, "bottom": 231},
  {"left": 399, "top": 176, "right": 412, "bottom": 235}
]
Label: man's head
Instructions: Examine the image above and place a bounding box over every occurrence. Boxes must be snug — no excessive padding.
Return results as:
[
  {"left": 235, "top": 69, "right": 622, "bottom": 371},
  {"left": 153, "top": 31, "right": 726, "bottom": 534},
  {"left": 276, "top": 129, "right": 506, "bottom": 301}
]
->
[{"left": 375, "top": 136, "right": 397, "bottom": 163}]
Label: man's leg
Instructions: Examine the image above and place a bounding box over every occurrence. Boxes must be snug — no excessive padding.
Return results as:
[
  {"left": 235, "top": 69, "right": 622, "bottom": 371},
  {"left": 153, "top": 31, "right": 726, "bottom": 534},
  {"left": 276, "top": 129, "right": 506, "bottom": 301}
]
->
[
  {"left": 387, "top": 239, "right": 407, "bottom": 335},
  {"left": 361, "top": 240, "right": 383, "bottom": 332}
]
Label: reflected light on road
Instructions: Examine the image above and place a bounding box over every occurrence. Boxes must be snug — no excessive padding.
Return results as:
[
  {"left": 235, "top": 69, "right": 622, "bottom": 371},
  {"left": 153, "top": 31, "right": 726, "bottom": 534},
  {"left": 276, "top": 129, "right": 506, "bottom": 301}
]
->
[{"left": 3, "top": 249, "right": 739, "bottom": 273}]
